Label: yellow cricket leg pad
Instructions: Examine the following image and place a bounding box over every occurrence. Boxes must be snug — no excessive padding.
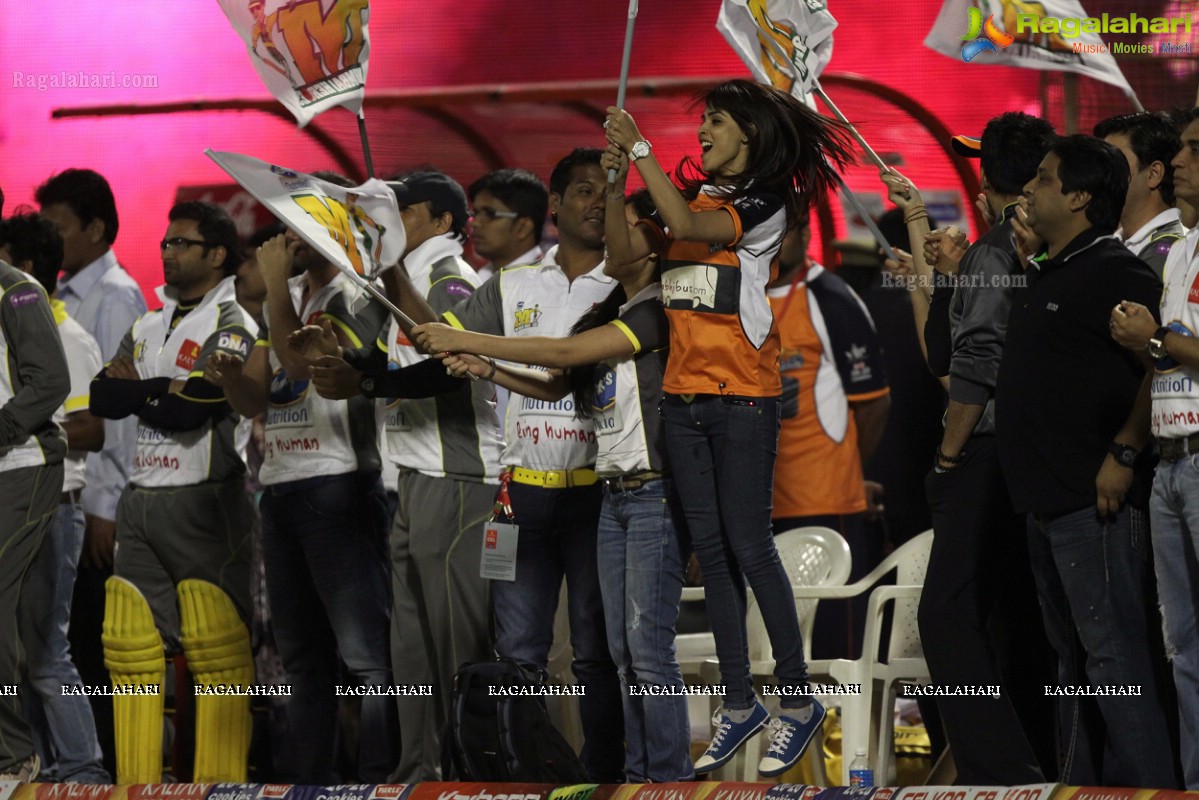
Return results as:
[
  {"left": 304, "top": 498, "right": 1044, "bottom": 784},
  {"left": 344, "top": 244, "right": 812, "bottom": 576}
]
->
[
  {"left": 178, "top": 579, "right": 253, "bottom": 783},
  {"left": 102, "top": 576, "right": 165, "bottom": 785}
]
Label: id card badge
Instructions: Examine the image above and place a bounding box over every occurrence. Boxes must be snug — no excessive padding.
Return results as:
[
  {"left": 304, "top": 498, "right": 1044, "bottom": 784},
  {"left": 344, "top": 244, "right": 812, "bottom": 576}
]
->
[{"left": 480, "top": 521, "right": 519, "bottom": 581}]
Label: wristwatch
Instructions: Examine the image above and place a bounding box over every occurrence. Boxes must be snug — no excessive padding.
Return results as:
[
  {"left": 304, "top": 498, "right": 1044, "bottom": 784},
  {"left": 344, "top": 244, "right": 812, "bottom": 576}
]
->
[
  {"left": 1148, "top": 326, "right": 1172, "bottom": 360},
  {"left": 629, "top": 140, "right": 652, "bottom": 161},
  {"left": 1107, "top": 442, "right": 1138, "bottom": 469}
]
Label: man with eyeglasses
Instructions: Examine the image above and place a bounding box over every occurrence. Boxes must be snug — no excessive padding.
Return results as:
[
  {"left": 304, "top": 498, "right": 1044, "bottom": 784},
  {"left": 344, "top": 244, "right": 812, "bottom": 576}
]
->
[
  {"left": 467, "top": 168, "right": 547, "bottom": 280},
  {"left": 89, "top": 201, "right": 258, "bottom": 783}
]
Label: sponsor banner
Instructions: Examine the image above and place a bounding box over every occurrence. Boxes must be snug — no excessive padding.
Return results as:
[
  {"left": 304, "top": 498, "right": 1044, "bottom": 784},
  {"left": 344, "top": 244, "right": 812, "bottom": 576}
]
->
[
  {"left": 548, "top": 787, "right": 601, "bottom": 800},
  {"left": 623, "top": 784, "right": 718, "bottom": 800},
  {"left": 1053, "top": 790, "right": 1152, "bottom": 800},
  {"left": 817, "top": 788, "right": 898, "bottom": 800},
  {"left": 29, "top": 787, "right": 124, "bottom": 800},
  {"left": 894, "top": 788, "right": 1061, "bottom": 800},
  {"left": 206, "top": 785, "right": 261, "bottom": 800},
  {"left": 405, "top": 784, "right": 558, "bottom": 800},
  {"left": 702, "top": 784, "right": 773, "bottom": 800},
  {"left": 127, "top": 786, "right": 211, "bottom": 800},
  {"left": 366, "top": 787, "right": 410, "bottom": 800},
  {"left": 764, "top": 786, "right": 823, "bottom": 800},
  {"left": 256, "top": 786, "right": 318, "bottom": 800}
]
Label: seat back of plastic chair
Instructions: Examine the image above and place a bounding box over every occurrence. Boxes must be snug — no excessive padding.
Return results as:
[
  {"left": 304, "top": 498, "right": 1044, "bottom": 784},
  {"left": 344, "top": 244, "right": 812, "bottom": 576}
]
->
[
  {"left": 886, "top": 529, "right": 934, "bottom": 662},
  {"left": 746, "top": 527, "right": 852, "bottom": 662}
]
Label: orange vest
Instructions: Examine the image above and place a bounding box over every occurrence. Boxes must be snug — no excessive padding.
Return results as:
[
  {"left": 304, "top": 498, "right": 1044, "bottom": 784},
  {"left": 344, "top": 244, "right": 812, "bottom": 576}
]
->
[{"left": 658, "top": 189, "right": 785, "bottom": 397}]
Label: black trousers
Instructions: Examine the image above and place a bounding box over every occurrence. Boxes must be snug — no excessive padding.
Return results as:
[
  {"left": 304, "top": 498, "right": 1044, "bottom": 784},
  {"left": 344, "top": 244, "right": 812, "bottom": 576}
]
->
[{"left": 919, "top": 435, "right": 1057, "bottom": 784}]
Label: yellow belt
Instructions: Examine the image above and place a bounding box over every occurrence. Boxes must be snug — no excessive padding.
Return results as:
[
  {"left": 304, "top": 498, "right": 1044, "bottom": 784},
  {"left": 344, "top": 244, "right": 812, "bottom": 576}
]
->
[{"left": 509, "top": 467, "right": 599, "bottom": 489}]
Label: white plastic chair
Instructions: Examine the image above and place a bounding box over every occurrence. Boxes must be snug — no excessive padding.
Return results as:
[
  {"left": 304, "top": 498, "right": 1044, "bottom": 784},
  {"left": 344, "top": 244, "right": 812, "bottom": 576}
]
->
[
  {"left": 696, "top": 526, "right": 853, "bottom": 781},
  {"left": 792, "top": 529, "right": 934, "bottom": 785}
]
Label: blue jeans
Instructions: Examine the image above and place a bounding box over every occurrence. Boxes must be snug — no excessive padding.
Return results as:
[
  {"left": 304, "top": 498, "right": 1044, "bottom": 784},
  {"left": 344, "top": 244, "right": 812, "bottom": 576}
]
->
[
  {"left": 1151, "top": 455, "right": 1199, "bottom": 788},
  {"left": 596, "top": 478, "right": 694, "bottom": 782},
  {"left": 18, "top": 500, "right": 109, "bottom": 782},
  {"left": 261, "top": 471, "right": 397, "bottom": 783},
  {"left": 492, "top": 480, "right": 624, "bottom": 782},
  {"left": 1027, "top": 505, "right": 1177, "bottom": 788},
  {"left": 661, "top": 394, "right": 809, "bottom": 709}
]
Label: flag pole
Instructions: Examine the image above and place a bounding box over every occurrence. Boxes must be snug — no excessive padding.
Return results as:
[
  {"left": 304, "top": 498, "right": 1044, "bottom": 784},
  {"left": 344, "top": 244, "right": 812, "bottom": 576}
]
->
[
  {"left": 608, "top": 0, "right": 640, "bottom": 184},
  {"left": 834, "top": 174, "right": 899, "bottom": 263},
  {"left": 812, "top": 83, "right": 888, "bottom": 171},
  {"left": 357, "top": 110, "right": 376, "bottom": 179},
  {"left": 345, "top": 270, "right": 415, "bottom": 328}
]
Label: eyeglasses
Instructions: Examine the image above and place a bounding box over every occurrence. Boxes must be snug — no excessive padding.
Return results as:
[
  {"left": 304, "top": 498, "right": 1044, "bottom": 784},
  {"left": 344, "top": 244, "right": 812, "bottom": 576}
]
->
[
  {"left": 469, "top": 207, "right": 520, "bottom": 222},
  {"left": 160, "top": 237, "right": 207, "bottom": 252}
]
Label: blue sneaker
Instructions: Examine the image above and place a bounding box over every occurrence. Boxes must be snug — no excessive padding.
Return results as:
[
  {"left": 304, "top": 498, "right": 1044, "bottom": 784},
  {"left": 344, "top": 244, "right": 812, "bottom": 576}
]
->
[
  {"left": 758, "top": 699, "right": 827, "bottom": 777},
  {"left": 694, "top": 700, "right": 770, "bottom": 774}
]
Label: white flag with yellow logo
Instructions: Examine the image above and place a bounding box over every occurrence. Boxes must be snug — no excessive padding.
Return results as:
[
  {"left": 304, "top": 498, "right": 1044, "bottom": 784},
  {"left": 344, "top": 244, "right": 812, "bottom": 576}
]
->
[
  {"left": 205, "top": 150, "right": 404, "bottom": 284},
  {"left": 924, "top": 0, "right": 1137, "bottom": 98},
  {"left": 717, "top": 0, "right": 837, "bottom": 98},
  {"left": 217, "top": 0, "right": 371, "bottom": 128}
]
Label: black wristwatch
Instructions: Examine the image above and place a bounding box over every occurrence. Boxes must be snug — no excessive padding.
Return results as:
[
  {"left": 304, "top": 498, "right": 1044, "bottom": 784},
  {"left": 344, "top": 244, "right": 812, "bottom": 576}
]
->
[
  {"left": 360, "top": 375, "right": 377, "bottom": 397},
  {"left": 1147, "top": 326, "right": 1172, "bottom": 360},
  {"left": 1107, "top": 442, "right": 1138, "bottom": 469}
]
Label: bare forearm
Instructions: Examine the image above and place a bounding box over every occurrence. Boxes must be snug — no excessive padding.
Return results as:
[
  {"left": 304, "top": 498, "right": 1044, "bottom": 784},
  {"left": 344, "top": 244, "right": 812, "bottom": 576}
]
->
[
  {"left": 940, "top": 399, "right": 985, "bottom": 456},
  {"left": 491, "top": 363, "right": 569, "bottom": 403},
  {"left": 62, "top": 412, "right": 105, "bottom": 452},
  {"left": 265, "top": 278, "right": 309, "bottom": 377}
]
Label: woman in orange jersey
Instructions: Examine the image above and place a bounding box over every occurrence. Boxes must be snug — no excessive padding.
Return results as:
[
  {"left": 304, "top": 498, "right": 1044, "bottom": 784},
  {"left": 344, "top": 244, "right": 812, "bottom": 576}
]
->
[{"left": 602, "top": 79, "right": 853, "bottom": 777}]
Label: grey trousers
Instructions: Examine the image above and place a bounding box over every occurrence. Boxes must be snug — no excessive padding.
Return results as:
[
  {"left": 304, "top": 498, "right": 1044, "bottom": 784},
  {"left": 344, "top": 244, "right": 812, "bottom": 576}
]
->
[
  {"left": 389, "top": 469, "right": 496, "bottom": 782},
  {"left": 1, "top": 462, "right": 63, "bottom": 771},
  {"left": 114, "top": 479, "right": 252, "bottom": 649}
]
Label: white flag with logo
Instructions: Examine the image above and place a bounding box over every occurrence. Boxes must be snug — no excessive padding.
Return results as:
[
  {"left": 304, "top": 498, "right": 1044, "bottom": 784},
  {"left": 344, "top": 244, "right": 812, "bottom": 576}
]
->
[
  {"left": 205, "top": 150, "right": 404, "bottom": 285},
  {"left": 217, "top": 0, "right": 371, "bottom": 128},
  {"left": 717, "top": 0, "right": 837, "bottom": 98},
  {"left": 924, "top": 0, "right": 1136, "bottom": 98}
]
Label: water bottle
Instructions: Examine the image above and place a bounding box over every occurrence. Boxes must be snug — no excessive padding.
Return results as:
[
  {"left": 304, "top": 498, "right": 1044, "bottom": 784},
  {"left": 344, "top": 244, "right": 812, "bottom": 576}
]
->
[{"left": 849, "top": 748, "right": 874, "bottom": 787}]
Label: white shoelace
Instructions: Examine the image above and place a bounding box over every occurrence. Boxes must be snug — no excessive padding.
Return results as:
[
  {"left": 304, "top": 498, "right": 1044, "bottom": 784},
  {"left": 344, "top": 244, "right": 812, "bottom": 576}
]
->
[
  {"left": 765, "top": 717, "right": 796, "bottom": 756},
  {"left": 708, "top": 708, "right": 734, "bottom": 749}
]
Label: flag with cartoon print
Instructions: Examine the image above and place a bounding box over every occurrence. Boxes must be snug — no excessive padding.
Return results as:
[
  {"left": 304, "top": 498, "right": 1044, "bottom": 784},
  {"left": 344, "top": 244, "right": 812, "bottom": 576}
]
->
[
  {"left": 717, "top": 0, "right": 837, "bottom": 98},
  {"left": 218, "top": 0, "right": 371, "bottom": 127}
]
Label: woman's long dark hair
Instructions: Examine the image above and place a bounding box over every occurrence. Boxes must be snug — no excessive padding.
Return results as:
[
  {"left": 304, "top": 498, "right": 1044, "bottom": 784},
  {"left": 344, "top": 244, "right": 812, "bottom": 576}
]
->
[
  {"left": 675, "top": 79, "right": 855, "bottom": 229},
  {"left": 568, "top": 190, "right": 658, "bottom": 418}
]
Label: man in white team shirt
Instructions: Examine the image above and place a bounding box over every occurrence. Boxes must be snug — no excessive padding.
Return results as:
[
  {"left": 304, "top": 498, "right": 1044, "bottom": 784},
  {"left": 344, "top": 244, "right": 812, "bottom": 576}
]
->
[
  {"left": 90, "top": 201, "right": 258, "bottom": 782},
  {"left": 372, "top": 149, "right": 625, "bottom": 781},
  {"left": 0, "top": 214, "right": 108, "bottom": 783},
  {"left": 1111, "top": 108, "right": 1199, "bottom": 789},
  {"left": 292, "top": 170, "right": 504, "bottom": 781},
  {"left": 204, "top": 170, "right": 393, "bottom": 784}
]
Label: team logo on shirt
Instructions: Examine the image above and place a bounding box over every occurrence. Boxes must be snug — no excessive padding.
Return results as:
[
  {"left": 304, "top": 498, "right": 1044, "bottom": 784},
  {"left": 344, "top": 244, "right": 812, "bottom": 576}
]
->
[
  {"left": 176, "top": 339, "right": 202, "bottom": 371},
  {"left": 845, "top": 344, "right": 873, "bottom": 383},
  {"left": 133, "top": 340, "right": 147, "bottom": 362},
  {"left": 592, "top": 367, "right": 617, "bottom": 413},
  {"left": 513, "top": 301, "right": 542, "bottom": 332},
  {"left": 269, "top": 368, "right": 310, "bottom": 406},
  {"left": 217, "top": 332, "right": 250, "bottom": 357}
]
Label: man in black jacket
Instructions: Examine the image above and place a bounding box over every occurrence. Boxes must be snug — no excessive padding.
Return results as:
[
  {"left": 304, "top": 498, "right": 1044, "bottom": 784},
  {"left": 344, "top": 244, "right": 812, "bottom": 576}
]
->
[
  {"left": 918, "top": 112, "right": 1058, "bottom": 785},
  {"left": 996, "top": 135, "right": 1176, "bottom": 788}
]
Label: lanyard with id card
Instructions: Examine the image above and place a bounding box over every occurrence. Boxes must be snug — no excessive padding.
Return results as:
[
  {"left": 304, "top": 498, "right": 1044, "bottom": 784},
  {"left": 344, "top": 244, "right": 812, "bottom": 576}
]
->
[{"left": 480, "top": 470, "right": 518, "bottom": 582}]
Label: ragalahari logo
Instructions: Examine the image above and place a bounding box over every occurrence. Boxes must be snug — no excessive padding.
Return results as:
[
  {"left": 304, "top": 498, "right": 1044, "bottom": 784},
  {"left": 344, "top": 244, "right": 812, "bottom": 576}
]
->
[{"left": 961, "top": 6, "right": 1016, "bottom": 61}]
